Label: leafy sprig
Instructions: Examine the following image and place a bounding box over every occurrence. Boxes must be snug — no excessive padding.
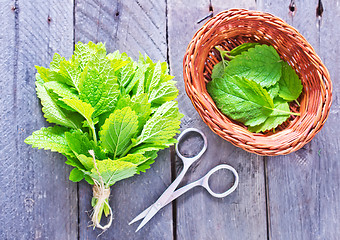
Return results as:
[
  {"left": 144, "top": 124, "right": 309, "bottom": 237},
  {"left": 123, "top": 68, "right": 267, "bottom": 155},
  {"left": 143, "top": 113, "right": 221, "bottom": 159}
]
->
[
  {"left": 208, "top": 43, "right": 302, "bottom": 133},
  {"left": 25, "top": 42, "right": 183, "bottom": 229}
]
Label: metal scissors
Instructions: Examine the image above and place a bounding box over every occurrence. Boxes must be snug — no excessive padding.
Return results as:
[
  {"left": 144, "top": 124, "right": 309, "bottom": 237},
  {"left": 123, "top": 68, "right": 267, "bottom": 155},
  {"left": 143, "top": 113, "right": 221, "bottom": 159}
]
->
[{"left": 129, "top": 128, "right": 239, "bottom": 232}]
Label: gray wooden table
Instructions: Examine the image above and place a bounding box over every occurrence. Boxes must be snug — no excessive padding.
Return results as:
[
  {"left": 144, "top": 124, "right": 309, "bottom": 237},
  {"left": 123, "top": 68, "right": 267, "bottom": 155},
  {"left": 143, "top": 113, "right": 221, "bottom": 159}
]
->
[{"left": 1, "top": 0, "right": 339, "bottom": 239}]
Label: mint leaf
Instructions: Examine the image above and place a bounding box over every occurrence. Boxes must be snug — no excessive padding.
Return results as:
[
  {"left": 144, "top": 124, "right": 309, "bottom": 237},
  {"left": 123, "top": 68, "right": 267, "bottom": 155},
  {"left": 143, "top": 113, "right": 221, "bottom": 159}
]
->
[
  {"left": 136, "top": 151, "right": 158, "bottom": 173},
  {"left": 76, "top": 154, "right": 95, "bottom": 171},
  {"left": 129, "top": 142, "right": 173, "bottom": 155},
  {"left": 44, "top": 81, "right": 79, "bottom": 100},
  {"left": 136, "top": 101, "right": 183, "bottom": 145},
  {"left": 44, "top": 81, "right": 79, "bottom": 111},
  {"left": 225, "top": 45, "right": 282, "bottom": 87},
  {"left": 118, "top": 154, "right": 148, "bottom": 166},
  {"left": 115, "top": 94, "right": 151, "bottom": 133},
  {"left": 207, "top": 75, "right": 274, "bottom": 126},
  {"left": 62, "top": 99, "right": 95, "bottom": 136},
  {"left": 117, "top": 61, "right": 135, "bottom": 88},
  {"left": 36, "top": 82, "right": 79, "bottom": 128},
  {"left": 65, "top": 130, "right": 106, "bottom": 160},
  {"left": 90, "top": 159, "right": 137, "bottom": 186},
  {"left": 49, "top": 53, "right": 65, "bottom": 70},
  {"left": 265, "top": 82, "right": 280, "bottom": 99},
  {"left": 137, "top": 159, "right": 155, "bottom": 174},
  {"left": 24, "top": 126, "right": 73, "bottom": 157},
  {"left": 79, "top": 63, "right": 120, "bottom": 117},
  {"left": 149, "top": 80, "right": 179, "bottom": 105},
  {"left": 74, "top": 41, "right": 106, "bottom": 70},
  {"left": 248, "top": 99, "right": 290, "bottom": 133},
  {"left": 69, "top": 168, "right": 85, "bottom": 182},
  {"left": 147, "top": 61, "right": 162, "bottom": 93},
  {"left": 228, "top": 42, "right": 260, "bottom": 56},
  {"left": 129, "top": 63, "right": 149, "bottom": 95},
  {"left": 211, "top": 61, "right": 227, "bottom": 80},
  {"left": 65, "top": 156, "right": 86, "bottom": 170},
  {"left": 59, "top": 57, "right": 82, "bottom": 89},
  {"left": 99, "top": 107, "right": 139, "bottom": 158},
  {"left": 278, "top": 62, "right": 303, "bottom": 101}
]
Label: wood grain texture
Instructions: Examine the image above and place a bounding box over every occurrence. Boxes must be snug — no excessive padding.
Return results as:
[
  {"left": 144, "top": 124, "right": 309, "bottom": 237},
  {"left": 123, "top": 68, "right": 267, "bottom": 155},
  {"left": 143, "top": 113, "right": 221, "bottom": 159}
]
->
[
  {"left": 75, "top": 0, "right": 173, "bottom": 239},
  {"left": 168, "top": 1, "right": 268, "bottom": 239},
  {"left": 0, "top": 0, "right": 77, "bottom": 239},
  {"left": 258, "top": 0, "right": 340, "bottom": 239}
]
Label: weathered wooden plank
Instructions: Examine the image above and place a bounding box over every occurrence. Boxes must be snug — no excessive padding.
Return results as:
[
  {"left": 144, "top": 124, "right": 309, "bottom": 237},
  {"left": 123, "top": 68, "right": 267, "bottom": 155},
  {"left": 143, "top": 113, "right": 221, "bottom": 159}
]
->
[
  {"left": 0, "top": 0, "right": 77, "bottom": 239},
  {"left": 168, "top": 1, "right": 268, "bottom": 239},
  {"left": 258, "top": 0, "right": 340, "bottom": 239},
  {"left": 75, "top": 1, "right": 173, "bottom": 239}
]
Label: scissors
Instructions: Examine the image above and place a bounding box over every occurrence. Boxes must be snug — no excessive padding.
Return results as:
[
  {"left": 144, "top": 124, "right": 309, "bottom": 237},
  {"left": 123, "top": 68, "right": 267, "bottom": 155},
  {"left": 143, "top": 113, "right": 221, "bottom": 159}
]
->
[{"left": 129, "top": 128, "right": 239, "bottom": 232}]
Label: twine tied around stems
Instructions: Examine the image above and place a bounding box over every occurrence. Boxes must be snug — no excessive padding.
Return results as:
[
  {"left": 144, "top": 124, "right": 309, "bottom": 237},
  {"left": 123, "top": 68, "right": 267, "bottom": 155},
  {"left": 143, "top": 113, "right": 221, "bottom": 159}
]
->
[{"left": 89, "top": 150, "right": 113, "bottom": 231}]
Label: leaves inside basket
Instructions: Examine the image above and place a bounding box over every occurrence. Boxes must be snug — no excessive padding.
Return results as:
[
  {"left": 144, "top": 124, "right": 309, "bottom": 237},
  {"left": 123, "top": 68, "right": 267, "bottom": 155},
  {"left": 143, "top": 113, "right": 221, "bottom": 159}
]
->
[{"left": 207, "top": 43, "right": 302, "bottom": 133}]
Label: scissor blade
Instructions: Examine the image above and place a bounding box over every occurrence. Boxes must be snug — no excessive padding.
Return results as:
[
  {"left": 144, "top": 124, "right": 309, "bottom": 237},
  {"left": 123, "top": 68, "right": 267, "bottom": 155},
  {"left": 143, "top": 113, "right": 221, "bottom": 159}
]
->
[
  {"left": 135, "top": 205, "right": 159, "bottom": 232},
  {"left": 129, "top": 205, "right": 152, "bottom": 225}
]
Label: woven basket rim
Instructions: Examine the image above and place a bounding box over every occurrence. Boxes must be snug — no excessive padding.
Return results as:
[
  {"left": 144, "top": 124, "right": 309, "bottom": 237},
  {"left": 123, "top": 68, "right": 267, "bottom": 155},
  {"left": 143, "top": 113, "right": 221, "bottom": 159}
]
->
[{"left": 183, "top": 9, "right": 332, "bottom": 156}]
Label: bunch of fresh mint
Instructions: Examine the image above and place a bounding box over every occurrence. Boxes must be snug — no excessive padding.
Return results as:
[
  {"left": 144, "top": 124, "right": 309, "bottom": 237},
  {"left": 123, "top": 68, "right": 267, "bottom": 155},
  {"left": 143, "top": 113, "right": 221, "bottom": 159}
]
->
[
  {"left": 207, "top": 43, "right": 302, "bottom": 133},
  {"left": 25, "top": 42, "right": 183, "bottom": 229}
]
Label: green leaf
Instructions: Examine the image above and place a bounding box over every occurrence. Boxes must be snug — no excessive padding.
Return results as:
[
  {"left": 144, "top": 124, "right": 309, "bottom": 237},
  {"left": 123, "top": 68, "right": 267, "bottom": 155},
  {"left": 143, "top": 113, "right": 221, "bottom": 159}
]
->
[
  {"left": 76, "top": 154, "right": 95, "bottom": 171},
  {"left": 99, "top": 107, "right": 139, "bottom": 158},
  {"left": 118, "top": 154, "right": 148, "bottom": 166},
  {"left": 35, "top": 66, "right": 70, "bottom": 85},
  {"left": 59, "top": 57, "right": 82, "bottom": 89},
  {"left": 224, "top": 45, "right": 282, "bottom": 87},
  {"left": 69, "top": 168, "right": 84, "bottom": 182},
  {"left": 115, "top": 94, "right": 151, "bottom": 133},
  {"left": 129, "top": 142, "right": 173, "bottom": 155},
  {"left": 147, "top": 61, "right": 162, "bottom": 93},
  {"left": 84, "top": 175, "right": 94, "bottom": 185},
  {"left": 136, "top": 101, "right": 183, "bottom": 145},
  {"left": 137, "top": 159, "right": 155, "bottom": 174},
  {"left": 35, "top": 82, "right": 79, "bottom": 128},
  {"left": 74, "top": 41, "right": 106, "bottom": 70},
  {"left": 265, "top": 82, "right": 280, "bottom": 99},
  {"left": 62, "top": 99, "right": 95, "bottom": 135},
  {"left": 117, "top": 61, "right": 135, "bottom": 88},
  {"left": 149, "top": 80, "right": 178, "bottom": 105},
  {"left": 248, "top": 99, "right": 290, "bottom": 133},
  {"left": 228, "top": 42, "right": 260, "bottom": 56},
  {"left": 44, "top": 81, "right": 79, "bottom": 111},
  {"left": 137, "top": 151, "right": 158, "bottom": 173},
  {"left": 90, "top": 159, "right": 137, "bottom": 186},
  {"left": 207, "top": 76, "right": 274, "bottom": 126},
  {"left": 278, "top": 62, "right": 303, "bottom": 101},
  {"left": 130, "top": 63, "right": 149, "bottom": 95},
  {"left": 50, "top": 53, "right": 65, "bottom": 70},
  {"left": 24, "top": 126, "right": 74, "bottom": 157},
  {"left": 65, "top": 156, "right": 86, "bottom": 170},
  {"left": 65, "top": 130, "right": 106, "bottom": 160},
  {"left": 211, "top": 61, "right": 228, "bottom": 80},
  {"left": 44, "top": 81, "right": 79, "bottom": 100},
  {"left": 79, "top": 64, "right": 120, "bottom": 117}
]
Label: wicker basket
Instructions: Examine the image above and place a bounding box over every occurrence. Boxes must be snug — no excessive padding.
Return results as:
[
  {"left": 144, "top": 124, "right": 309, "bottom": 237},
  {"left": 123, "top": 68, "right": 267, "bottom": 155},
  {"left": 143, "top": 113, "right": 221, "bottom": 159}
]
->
[{"left": 183, "top": 9, "right": 332, "bottom": 156}]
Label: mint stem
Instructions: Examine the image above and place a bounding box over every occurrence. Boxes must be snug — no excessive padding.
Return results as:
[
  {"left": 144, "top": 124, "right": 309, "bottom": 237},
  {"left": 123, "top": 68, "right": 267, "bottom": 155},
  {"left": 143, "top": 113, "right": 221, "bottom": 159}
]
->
[
  {"left": 273, "top": 108, "right": 300, "bottom": 116},
  {"left": 90, "top": 124, "right": 97, "bottom": 144},
  {"left": 295, "top": 99, "right": 301, "bottom": 107}
]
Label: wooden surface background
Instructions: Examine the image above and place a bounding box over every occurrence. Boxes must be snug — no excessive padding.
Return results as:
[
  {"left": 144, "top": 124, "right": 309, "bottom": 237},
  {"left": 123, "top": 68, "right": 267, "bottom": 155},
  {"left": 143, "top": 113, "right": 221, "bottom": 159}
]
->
[{"left": 1, "top": 0, "right": 339, "bottom": 239}]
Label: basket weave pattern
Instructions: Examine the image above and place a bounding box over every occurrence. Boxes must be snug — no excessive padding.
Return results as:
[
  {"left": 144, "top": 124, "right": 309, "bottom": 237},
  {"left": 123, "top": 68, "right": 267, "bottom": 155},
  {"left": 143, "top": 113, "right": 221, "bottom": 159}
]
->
[{"left": 183, "top": 9, "right": 332, "bottom": 156}]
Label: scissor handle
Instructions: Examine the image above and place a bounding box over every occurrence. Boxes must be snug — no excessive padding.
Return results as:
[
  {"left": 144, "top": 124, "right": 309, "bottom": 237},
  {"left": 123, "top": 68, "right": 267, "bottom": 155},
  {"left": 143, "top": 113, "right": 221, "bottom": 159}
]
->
[
  {"left": 166, "top": 164, "right": 239, "bottom": 202},
  {"left": 201, "top": 164, "right": 239, "bottom": 198},
  {"left": 175, "top": 128, "right": 208, "bottom": 165}
]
